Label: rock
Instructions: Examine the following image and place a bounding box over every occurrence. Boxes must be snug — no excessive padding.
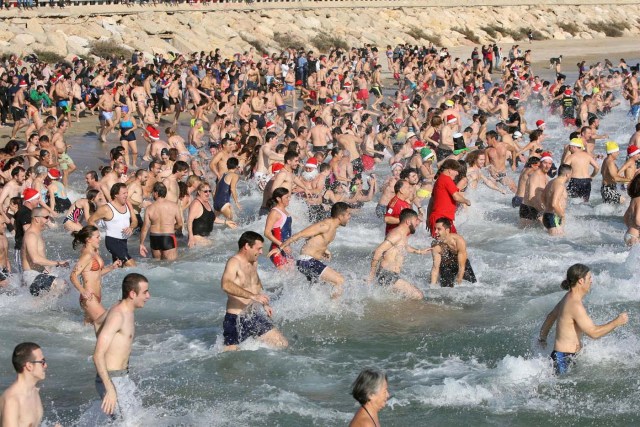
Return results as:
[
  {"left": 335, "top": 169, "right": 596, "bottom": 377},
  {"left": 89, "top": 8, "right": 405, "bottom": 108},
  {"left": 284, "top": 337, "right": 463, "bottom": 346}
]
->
[
  {"left": 0, "top": 30, "right": 14, "bottom": 43},
  {"left": 67, "top": 35, "right": 89, "bottom": 47},
  {"left": 552, "top": 31, "right": 567, "bottom": 40},
  {"left": 26, "top": 19, "right": 44, "bottom": 34},
  {"left": 298, "top": 14, "right": 321, "bottom": 30},
  {"left": 67, "top": 36, "right": 89, "bottom": 56},
  {"left": 45, "top": 31, "right": 68, "bottom": 56},
  {"left": 14, "top": 33, "right": 35, "bottom": 46}
]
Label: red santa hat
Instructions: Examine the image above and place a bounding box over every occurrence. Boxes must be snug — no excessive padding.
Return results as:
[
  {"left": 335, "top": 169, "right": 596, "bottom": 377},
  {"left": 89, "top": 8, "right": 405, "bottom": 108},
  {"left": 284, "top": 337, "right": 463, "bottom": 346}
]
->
[
  {"left": 47, "top": 168, "right": 61, "bottom": 180},
  {"left": 627, "top": 144, "right": 640, "bottom": 157},
  {"left": 22, "top": 188, "right": 40, "bottom": 202},
  {"left": 446, "top": 114, "right": 457, "bottom": 124},
  {"left": 305, "top": 157, "right": 318, "bottom": 168},
  {"left": 145, "top": 125, "right": 160, "bottom": 140}
]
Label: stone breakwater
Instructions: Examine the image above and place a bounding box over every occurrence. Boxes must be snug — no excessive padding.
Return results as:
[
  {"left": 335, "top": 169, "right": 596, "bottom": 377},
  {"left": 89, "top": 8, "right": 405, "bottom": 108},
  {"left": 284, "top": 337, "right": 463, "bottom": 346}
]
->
[{"left": 3, "top": 4, "right": 640, "bottom": 58}]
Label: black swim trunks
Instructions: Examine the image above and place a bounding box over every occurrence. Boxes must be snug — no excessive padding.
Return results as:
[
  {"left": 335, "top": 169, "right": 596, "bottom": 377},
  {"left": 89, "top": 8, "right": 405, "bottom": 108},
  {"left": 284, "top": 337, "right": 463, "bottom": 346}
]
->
[
  {"left": 567, "top": 177, "right": 592, "bottom": 202},
  {"left": 376, "top": 268, "right": 400, "bottom": 287},
  {"left": 542, "top": 212, "right": 562, "bottom": 229},
  {"left": 223, "top": 310, "right": 273, "bottom": 346},
  {"left": 519, "top": 204, "right": 540, "bottom": 221},
  {"left": 600, "top": 184, "right": 622, "bottom": 204},
  {"left": 440, "top": 259, "right": 477, "bottom": 288},
  {"left": 149, "top": 233, "right": 177, "bottom": 251},
  {"left": 28, "top": 273, "right": 56, "bottom": 296},
  {"left": 105, "top": 236, "right": 132, "bottom": 263},
  {"left": 296, "top": 256, "right": 327, "bottom": 282}
]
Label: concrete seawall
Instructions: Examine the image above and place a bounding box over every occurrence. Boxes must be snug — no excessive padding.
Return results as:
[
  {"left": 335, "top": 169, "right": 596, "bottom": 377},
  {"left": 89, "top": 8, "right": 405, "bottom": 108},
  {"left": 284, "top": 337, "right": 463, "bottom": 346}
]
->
[{"left": 1, "top": 2, "right": 640, "bottom": 58}]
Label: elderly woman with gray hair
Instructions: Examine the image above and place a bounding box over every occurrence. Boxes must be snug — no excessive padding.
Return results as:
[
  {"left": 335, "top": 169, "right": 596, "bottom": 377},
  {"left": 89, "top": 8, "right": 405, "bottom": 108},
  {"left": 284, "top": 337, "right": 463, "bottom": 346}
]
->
[{"left": 349, "top": 368, "right": 389, "bottom": 427}]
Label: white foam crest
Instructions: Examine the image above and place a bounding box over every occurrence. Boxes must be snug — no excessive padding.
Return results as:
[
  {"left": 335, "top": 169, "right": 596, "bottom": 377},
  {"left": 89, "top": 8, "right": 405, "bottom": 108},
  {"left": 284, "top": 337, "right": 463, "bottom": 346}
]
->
[{"left": 580, "top": 333, "right": 640, "bottom": 369}]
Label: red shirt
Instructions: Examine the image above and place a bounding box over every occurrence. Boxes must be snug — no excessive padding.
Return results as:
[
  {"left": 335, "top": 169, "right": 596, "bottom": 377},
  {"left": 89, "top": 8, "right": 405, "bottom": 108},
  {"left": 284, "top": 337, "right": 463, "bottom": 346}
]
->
[
  {"left": 429, "top": 173, "right": 459, "bottom": 226},
  {"left": 384, "top": 195, "right": 411, "bottom": 235}
]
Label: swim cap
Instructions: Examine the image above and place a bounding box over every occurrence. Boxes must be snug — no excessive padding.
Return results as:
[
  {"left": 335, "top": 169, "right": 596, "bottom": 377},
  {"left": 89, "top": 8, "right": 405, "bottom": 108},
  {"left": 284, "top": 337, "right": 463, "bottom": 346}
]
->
[
  {"left": 628, "top": 144, "right": 640, "bottom": 157},
  {"left": 446, "top": 114, "right": 457, "bottom": 124},
  {"left": 605, "top": 141, "right": 619, "bottom": 154},
  {"left": 121, "top": 105, "right": 129, "bottom": 114},
  {"left": 445, "top": 99, "right": 454, "bottom": 107},
  {"left": 421, "top": 147, "right": 435, "bottom": 161},
  {"left": 569, "top": 138, "right": 585, "bottom": 149}
]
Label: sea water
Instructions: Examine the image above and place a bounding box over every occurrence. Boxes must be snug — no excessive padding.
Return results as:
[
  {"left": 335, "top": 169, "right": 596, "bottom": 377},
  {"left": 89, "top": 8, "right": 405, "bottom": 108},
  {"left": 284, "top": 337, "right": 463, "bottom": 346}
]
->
[{"left": 1, "top": 77, "right": 639, "bottom": 427}]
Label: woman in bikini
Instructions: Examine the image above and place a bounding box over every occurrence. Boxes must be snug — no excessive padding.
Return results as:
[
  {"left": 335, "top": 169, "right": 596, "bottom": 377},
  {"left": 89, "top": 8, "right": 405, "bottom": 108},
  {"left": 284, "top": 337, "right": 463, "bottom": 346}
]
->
[{"left": 70, "top": 225, "right": 122, "bottom": 329}]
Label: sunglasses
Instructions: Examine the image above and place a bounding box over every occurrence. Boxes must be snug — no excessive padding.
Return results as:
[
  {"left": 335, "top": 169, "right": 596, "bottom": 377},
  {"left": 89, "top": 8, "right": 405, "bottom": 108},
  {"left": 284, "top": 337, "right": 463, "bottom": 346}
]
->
[
  {"left": 201, "top": 189, "right": 212, "bottom": 193},
  {"left": 36, "top": 215, "right": 50, "bottom": 220},
  {"left": 30, "top": 359, "right": 46, "bottom": 365}
]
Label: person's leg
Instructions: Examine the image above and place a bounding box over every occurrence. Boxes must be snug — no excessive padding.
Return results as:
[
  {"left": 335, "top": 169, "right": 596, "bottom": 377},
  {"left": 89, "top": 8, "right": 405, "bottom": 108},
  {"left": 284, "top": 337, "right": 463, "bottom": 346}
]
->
[
  {"left": 391, "top": 279, "right": 424, "bottom": 300},
  {"left": 219, "top": 203, "right": 233, "bottom": 220},
  {"left": 319, "top": 266, "right": 344, "bottom": 298},
  {"left": 259, "top": 328, "right": 288, "bottom": 348},
  {"left": 161, "top": 247, "right": 178, "bottom": 261}
]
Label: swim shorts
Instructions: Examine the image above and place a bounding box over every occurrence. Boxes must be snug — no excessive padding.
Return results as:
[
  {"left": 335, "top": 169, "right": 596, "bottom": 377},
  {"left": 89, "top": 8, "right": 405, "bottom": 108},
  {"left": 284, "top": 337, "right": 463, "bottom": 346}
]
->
[
  {"left": 105, "top": 236, "right": 132, "bottom": 263},
  {"left": 439, "top": 259, "right": 477, "bottom": 288},
  {"left": 223, "top": 311, "right": 273, "bottom": 346},
  {"left": 542, "top": 212, "right": 562, "bottom": 229},
  {"left": 11, "top": 106, "right": 26, "bottom": 121},
  {"left": 436, "top": 147, "right": 453, "bottom": 160},
  {"left": 357, "top": 88, "right": 369, "bottom": 101},
  {"left": 567, "top": 177, "right": 592, "bottom": 202},
  {"left": 600, "top": 184, "right": 621, "bottom": 204},
  {"left": 519, "top": 204, "right": 540, "bottom": 221},
  {"left": 99, "top": 110, "right": 113, "bottom": 121},
  {"left": 550, "top": 350, "right": 575, "bottom": 375},
  {"left": 120, "top": 128, "right": 136, "bottom": 142},
  {"left": 376, "top": 268, "right": 400, "bottom": 287},
  {"left": 149, "top": 233, "right": 177, "bottom": 251},
  {"left": 296, "top": 255, "right": 327, "bottom": 282},
  {"left": 23, "top": 270, "right": 56, "bottom": 296},
  {"left": 95, "top": 370, "right": 142, "bottom": 421}
]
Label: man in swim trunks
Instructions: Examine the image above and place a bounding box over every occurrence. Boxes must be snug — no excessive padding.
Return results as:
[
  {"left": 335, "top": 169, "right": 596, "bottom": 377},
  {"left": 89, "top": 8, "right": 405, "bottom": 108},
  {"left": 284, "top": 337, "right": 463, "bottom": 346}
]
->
[
  {"left": 430, "top": 217, "right": 477, "bottom": 288},
  {"left": 542, "top": 164, "right": 572, "bottom": 236},
  {"left": 221, "top": 231, "right": 288, "bottom": 351},
  {"left": 539, "top": 263, "right": 628, "bottom": 375},
  {"left": 563, "top": 138, "right": 599, "bottom": 203},
  {"left": 369, "top": 208, "right": 428, "bottom": 299},
  {"left": 600, "top": 142, "right": 628, "bottom": 204},
  {"left": 94, "top": 273, "right": 150, "bottom": 420},
  {"left": 139, "top": 182, "right": 182, "bottom": 261},
  {"left": 277, "top": 202, "right": 352, "bottom": 299},
  {"left": 520, "top": 152, "right": 552, "bottom": 227},
  {"left": 21, "top": 207, "right": 69, "bottom": 296}
]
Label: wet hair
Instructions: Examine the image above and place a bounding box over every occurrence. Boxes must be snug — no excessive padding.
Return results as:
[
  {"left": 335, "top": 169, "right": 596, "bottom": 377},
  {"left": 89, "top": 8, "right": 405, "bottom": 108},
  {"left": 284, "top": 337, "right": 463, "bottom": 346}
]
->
[
  {"left": 628, "top": 174, "right": 640, "bottom": 198},
  {"left": 439, "top": 159, "right": 462, "bottom": 173},
  {"left": 72, "top": 225, "right": 99, "bottom": 250},
  {"left": 561, "top": 263, "right": 590, "bottom": 290},
  {"left": 399, "top": 168, "right": 418, "bottom": 180},
  {"left": 153, "top": 182, "right": 167, "bottom": 198},
  {"left": 226, "top": 157, "right": 239, "bottom": 170},
  {"left": 122, "top": 273, "right": 149, "bottom": 299},
  {"left": 557, "top": 163, "right": 572, "bottom": 177},
  {"left": 110, "top": 182, "right": 127, "bottom": 200},
  {"left": 284, "top": 151, "right": 298, "bottom": 164},
  {"left": 12, "top": 342, "right": 41, "bottom": 373},
  {"left": 331, "top": 201, "right": 350, "bottom": 218},
  {"left": 399, "top": 208, "right": 418, "bottom": 222},
  {"left": 267, "top": 187, "right": 289, "bottom": 209},
  {"left": 351, "top": 368, "right": 387, "bottom": 406},
  {"left": 394, "top": 179, "right": 407, "bottom": 194},
  {"left": 172, "top": 160, "right": 189, "bottom": 174},
  {"left": 435, "top": 217, "right": 453, "bottom": 230},
  {"left": 238, "top": 230, "right": 264, "bottom": 250},
  {"left": 86, "top": 170, "right": 98, "bottom": 181}
]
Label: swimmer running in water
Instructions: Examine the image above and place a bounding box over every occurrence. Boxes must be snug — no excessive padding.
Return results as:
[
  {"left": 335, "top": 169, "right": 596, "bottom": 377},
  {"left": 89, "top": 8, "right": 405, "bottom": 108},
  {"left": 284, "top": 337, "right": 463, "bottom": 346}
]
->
[{"left": 538, "top": 263, "right": 628, "bottom": 375}]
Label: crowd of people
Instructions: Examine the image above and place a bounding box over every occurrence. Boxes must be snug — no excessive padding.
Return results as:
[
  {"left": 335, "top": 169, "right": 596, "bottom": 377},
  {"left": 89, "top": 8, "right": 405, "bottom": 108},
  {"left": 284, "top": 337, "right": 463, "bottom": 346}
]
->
[{"left": 0, "top": 39, "right": 637, "bottom": 425}]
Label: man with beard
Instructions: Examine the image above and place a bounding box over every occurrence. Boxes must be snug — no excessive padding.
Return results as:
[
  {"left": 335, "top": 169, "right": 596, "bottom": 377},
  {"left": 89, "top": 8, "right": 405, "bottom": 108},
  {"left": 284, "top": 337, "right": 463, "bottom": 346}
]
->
[{"left": 369, "top": 209, "right": 429, "bottom": 299}]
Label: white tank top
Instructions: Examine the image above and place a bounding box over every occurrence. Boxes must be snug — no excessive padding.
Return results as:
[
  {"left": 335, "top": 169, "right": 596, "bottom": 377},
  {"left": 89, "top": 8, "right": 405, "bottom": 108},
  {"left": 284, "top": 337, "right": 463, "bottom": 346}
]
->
[{"left": 105, "top": 202, "right": 130, "bottom": 239}]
